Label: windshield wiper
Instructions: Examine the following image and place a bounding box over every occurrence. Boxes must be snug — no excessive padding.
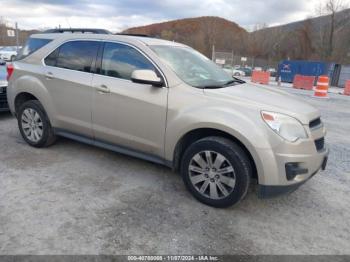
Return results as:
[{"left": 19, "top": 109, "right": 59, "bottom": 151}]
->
[
  {"left": 201, "top": 78, "right": 246, "bottom": 89},
  {"left": 223, "top": 78, "right": 245, "bottom": 86},
  {"left": 200, "top": 85, "right": 224, "bottom": 89}
]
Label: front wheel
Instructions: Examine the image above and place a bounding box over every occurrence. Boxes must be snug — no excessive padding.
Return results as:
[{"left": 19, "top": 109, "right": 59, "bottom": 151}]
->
[
  {"left": 18, "top": 100, "right": 56, "bottom": 148},
  {"left": 181, "top": 137, "right": 252, "bottom": 208}
]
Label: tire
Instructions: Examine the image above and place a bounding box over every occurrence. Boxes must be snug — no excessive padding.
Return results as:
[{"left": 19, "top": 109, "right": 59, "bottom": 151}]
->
[
  {"left": 181, "top": 136, "right": 251, "bottom": 208},
  {"left": 11, "top": 55, "right": 16, "bottom": 61},
  {"left": 18, "top": 100, "right": 56, "bottom": 148}
]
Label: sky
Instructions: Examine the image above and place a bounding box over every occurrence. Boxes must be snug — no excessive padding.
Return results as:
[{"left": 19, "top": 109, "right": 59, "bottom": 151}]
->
[{"left": 0, "top": 0, "right": 344, "bottom": 32}]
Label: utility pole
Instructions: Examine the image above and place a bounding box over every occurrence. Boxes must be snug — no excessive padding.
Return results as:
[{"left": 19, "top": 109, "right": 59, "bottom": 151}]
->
[
  {"left": 212, "top": 45, "right": 215, "bottom": 61},
  {"left": 15, "top": 22, "right": 19, "bottom": 51},
  {"left": 231, "top": 50, "right": 234, "bottom": 67}
]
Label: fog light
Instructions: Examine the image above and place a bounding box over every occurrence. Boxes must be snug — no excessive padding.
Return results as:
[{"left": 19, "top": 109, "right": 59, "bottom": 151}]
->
[{"left": 285, "top": 163, "right": 308, "bottom": 180}]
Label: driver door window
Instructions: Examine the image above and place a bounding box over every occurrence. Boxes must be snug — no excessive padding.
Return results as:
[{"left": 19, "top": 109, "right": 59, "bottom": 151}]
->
[{"left": 100, "top": 42, "right": 156, "bottom": 80}]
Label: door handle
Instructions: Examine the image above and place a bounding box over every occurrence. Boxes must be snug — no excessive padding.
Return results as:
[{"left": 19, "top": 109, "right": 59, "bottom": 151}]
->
[
  {"left": 95, "top": 84, "right": 110, "bottom": 93},
  {"left": 45, "top": 72, "right": 54, "bottom": 80}
]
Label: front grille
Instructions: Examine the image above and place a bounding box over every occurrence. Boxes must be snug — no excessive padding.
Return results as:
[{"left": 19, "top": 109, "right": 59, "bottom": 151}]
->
[
  {"left": 309, "top": 118, "right": 321, "bottom": 129},
  {"left": 0, "top": 86, "right": 8, "bottom": 109},
  {"left": 314, "top": 137, "right": 325, "bottom": 151}
]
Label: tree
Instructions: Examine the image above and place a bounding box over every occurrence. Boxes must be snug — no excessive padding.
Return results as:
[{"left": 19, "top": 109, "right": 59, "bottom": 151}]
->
[
  {"left": 325, "top": 0, "right": 344, "bottom": 58},
  {"left": 296, "top": 18, "right": 314, "bottom": 59},
  {"left": 315, "top": 0, "right": 347, "bottom": 60},
  {"left": 201, "top": 17, "right": 219, "bottom": 57}
]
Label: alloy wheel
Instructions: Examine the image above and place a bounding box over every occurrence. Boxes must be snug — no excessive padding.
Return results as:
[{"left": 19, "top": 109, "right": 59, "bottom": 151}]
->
[
  {"left": 188, "top": 150, "right": 236, "bottom": 200},
  {"left": 21, "top": 108, "right": 44, "bottom": 143}
]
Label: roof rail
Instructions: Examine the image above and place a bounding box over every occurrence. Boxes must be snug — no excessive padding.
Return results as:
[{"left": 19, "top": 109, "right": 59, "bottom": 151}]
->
[
  {"left": 116, "top": 33, "right": 151, "bottom": 37},
  {"left": 43, "top": 28, "right": 112, "bottom": 34}
]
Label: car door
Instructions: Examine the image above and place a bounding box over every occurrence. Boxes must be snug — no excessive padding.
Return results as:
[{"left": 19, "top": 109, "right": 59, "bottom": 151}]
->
[
  {"left": 91, "top": 42, "right": 168, "bottom": 157},
  {"left": 42, "top": 40, "right": 101, "bottom": 138}
]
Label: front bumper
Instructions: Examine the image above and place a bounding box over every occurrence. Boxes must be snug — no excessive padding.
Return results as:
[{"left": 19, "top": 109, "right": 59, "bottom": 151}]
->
[{"left": 258, "top": 149, "right": 329, "bottom": 198}]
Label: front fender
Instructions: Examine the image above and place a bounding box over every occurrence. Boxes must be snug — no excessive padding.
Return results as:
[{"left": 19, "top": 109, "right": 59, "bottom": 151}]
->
[{"left": 164, "top": 105, "right": 279, "bottom": 183}]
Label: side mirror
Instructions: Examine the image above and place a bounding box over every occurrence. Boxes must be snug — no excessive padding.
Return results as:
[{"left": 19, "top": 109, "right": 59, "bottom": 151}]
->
[{"left": 131, "top": 70, "right": 164, "bottom": 87}]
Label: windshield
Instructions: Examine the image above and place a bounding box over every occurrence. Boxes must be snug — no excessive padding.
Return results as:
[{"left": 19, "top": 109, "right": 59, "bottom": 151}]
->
[{"left": 151, "top": 45, "right": 239, "bottom": 88}]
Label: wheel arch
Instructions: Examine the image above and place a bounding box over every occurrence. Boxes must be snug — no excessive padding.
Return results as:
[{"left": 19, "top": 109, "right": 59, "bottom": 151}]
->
[
  {"left": 14, "top": 92, "right": 40, "bottom": 114},
  {"left": 10, "top": 74, "right": 55, "bottom": 125},
  {"left": 172, "top": 128, "right": 259, "bottom": 182}
]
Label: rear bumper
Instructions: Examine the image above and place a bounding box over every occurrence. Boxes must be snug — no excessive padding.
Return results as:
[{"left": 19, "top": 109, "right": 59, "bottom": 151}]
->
[{"left": 258, "top": 153, "right": 328, "bottom": 198}]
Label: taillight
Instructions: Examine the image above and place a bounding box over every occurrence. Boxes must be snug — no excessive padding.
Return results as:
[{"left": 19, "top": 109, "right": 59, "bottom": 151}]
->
[{"left": 7, "top": 63, "right": 14, "bottom": 81}]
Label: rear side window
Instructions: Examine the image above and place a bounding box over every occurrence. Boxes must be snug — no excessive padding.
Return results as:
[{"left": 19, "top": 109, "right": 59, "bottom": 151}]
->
[
  {"left": 44, "top": 41, "right": 100, "bottom": 73},
  {"left": 45, "top": 48, "right": 59, "bottom": 67},
  {"left": 17, "top": 38, "right": 52, "bottom": 60},
  {"left": 101, "top": 42, "right": 156, "bottom": 80}
]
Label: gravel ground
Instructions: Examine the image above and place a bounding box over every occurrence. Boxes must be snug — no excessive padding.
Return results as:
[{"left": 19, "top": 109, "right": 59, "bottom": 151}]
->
[{"left": 0, "top": 88, "right": 349, "bottom": 255}]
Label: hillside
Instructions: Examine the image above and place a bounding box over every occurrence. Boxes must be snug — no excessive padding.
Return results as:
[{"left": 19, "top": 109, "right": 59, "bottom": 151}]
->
[
  {"left": 123, "top": 16, "right": 248, "bottom": 57},
  {"left": 250, "top": 8, "right": 350, "bottom": 63},
  {"left": 124, "top": 10, "right": 350, "bottom": 64}
]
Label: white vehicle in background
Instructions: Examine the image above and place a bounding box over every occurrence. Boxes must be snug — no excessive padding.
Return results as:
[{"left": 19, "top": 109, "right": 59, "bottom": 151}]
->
[
  {"left": 267, "top": 68, "right": 277, "bottom": 77},
  {"left": 253, "top": 67, "right": 263, "bottom": 71},
  {"left": 223, "top": 65, "right": 246, "bottom": 77},
  {"left": 0, "top": 46, "right": 18, "bottom": 61}
]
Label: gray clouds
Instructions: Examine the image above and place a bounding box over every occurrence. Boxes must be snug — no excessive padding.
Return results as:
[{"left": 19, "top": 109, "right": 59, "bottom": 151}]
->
[{"left": 0, "top": 0, "right": 330, "bottom": 31}]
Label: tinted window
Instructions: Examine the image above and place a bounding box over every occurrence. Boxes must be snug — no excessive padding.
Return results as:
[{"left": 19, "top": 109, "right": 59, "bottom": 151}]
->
[
  {"left": 101, "top": 42, "right": 156, "bottom": 80},
  {"left": 46, "top": 41, "right": 99, "bottom": 72},
  {"left": 17, "top": 38, "right": 51, "bottom": 60},
  {"left": 44, "top": 48, "right": 59, "bottom": 67}
]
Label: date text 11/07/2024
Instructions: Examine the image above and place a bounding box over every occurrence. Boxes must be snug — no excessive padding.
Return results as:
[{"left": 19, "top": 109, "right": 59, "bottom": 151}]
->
[{"left": 127, "top": 255, "right": 219, "bottom": 261}]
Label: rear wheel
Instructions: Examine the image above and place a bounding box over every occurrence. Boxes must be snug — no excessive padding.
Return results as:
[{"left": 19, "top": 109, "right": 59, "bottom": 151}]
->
[
  {"left": 181, "top": 136, "right": 251, "bottom": 208},
  {"left": 18, "top": 100, "right": 56, "bottom": 147}
]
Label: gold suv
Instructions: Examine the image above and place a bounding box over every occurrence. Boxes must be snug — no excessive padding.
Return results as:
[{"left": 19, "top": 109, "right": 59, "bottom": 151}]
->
[{"left": 7, "top": 29, "right": 328, "bottom": 207}]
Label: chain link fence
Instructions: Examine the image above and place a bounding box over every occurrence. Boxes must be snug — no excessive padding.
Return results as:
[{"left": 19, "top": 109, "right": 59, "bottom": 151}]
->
[{"left": 213, "top": 51, "right": 279, "bottom": 70}]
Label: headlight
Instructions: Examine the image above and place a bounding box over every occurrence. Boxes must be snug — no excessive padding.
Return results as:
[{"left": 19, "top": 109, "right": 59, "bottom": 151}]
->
[{"left": 261, "top": 111, "right": 308, "bottom": 142}]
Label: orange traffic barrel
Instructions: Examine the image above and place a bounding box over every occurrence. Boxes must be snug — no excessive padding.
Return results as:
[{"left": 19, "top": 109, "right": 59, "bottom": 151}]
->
[{"left": 313, "top": 75, "right": 329, "bottom": 98}]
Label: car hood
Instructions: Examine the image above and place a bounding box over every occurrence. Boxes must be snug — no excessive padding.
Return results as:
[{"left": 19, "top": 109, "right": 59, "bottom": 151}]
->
[{"left": 203, "top": 82, "right": 320, "bottom": 124}]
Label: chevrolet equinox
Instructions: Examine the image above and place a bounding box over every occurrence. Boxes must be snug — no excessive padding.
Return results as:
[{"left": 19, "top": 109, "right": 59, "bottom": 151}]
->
[{"left": 7, "top": 29, "right": 329, "bottom": 207}]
